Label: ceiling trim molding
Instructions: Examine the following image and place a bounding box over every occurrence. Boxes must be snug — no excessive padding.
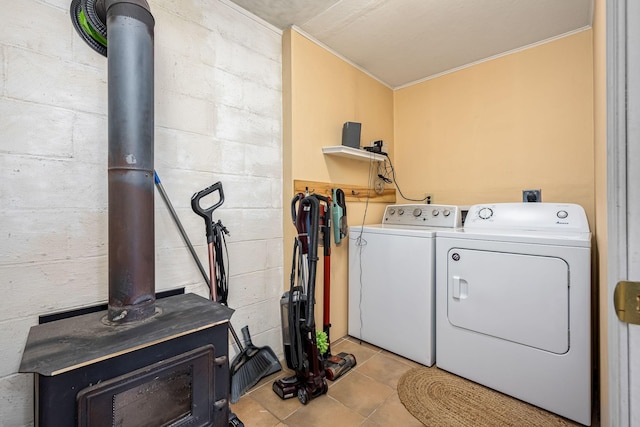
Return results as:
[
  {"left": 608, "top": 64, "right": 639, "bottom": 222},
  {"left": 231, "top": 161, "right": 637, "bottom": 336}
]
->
[
  {"left": 290, "top": 25, "right": 393, "bottom": 89},
  {"left": 219, "top": 0, "right": 283, "bottom": 35},
  {"left": 396, "top": 26, "right": 593, "bottom": 90}
]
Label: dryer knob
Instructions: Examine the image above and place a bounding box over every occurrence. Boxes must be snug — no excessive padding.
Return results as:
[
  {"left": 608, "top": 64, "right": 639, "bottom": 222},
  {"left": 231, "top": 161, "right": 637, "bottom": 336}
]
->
[
  {"left": 388, "top": 208, "right": 396, "bottom": 215},
  {"left": 432, "top": 209, "right": 440, "bottom": 217},
  {"left": 413, "top": 208, "right": 422, "bottom": 217},
  {"left": 443, "top": 209, "right": 451, "bottom": 217},
  {"left": 557, "top": 210, "right": 568, "bottom": 219},
  {"left": 398, "top": 208, "right": 405, "bottom": 215},
  {"left": 478, "top": 207, "right": 493, "bottom": 220}
]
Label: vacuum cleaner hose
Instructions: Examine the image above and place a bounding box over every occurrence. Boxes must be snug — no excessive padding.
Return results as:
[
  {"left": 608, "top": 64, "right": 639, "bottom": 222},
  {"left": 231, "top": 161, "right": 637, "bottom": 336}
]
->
[{"left": 70, "top": 0, "right": 153, "bottom": 57}]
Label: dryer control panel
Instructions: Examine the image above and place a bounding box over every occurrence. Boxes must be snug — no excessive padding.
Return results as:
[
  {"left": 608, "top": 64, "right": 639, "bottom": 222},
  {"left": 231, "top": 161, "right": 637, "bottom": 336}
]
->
[
  {"left": 383, "top": 204, "right": 463, "bottom": 227},
  {"left": 464, "top": 203, "right": 590, "bottom": 232}
]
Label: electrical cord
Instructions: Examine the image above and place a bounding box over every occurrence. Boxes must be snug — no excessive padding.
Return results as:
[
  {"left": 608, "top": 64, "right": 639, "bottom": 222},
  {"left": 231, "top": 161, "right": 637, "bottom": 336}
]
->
[
  {"left": 381, "top": 153, "right": 430, "bottom": 202},
  {"left": 212, "top": 219, "right": 230, "bottom": 305},
  {"left": 351, "top": 152, "right": 427, "bottom": 341},
  {"left": 377, "top": 160, "right": 392, "bottom": 184},
  {"left": 350, "top": 156, "right": 376, "bottom": 342},
  {"left": 351, "top": 153, "right": 426, "bottom": 342}
]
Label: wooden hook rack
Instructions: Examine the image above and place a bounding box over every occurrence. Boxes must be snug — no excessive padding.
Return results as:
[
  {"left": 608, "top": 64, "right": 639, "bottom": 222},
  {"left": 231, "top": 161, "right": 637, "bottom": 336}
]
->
[{"left": 293, "top": 179, "right": 395, "bottom": 203}]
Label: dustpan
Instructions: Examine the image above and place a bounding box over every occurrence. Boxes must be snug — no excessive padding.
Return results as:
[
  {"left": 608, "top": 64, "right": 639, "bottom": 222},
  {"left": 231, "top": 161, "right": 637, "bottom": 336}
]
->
[{"left": 230, "top": 326, "right": 282, "bottom": 403}]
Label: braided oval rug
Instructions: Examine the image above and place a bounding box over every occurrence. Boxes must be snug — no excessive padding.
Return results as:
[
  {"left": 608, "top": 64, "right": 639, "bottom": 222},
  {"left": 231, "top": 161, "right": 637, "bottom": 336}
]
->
[{"left": 397, "top": 367, "right": 582, "bottom": 426}]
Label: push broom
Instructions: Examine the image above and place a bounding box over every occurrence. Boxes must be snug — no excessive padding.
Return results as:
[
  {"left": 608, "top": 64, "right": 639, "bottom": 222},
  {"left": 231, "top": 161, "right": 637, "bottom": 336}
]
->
[{"left": 154, "top": 172, "right": 281, "bottom": 403}]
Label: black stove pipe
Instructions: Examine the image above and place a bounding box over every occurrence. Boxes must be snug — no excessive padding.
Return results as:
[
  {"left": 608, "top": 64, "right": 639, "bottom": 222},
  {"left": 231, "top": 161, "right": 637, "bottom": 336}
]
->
[
  {"left": 106, "top": 0, "right": 155, "bottom": 323},
  {"left": 71, "top": 0, "right": 157, "bottom": 323}
]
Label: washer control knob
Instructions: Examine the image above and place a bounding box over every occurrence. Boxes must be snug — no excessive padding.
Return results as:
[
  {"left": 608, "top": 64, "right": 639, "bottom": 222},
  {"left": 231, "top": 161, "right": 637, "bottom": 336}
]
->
[
  {"left": 557, "top": 210, "right": 568, "bottom": 219},
  {"left": 478, "top": 207, "right": 493, "bottom": 220},
  {"left": 388, "top": 208, "right": 396, "bottom": 215},
  {"left": 432, "top": 209, "right": 440, "bottom": 217},
  {"left": 398, "top": 208, "right": 405, "bottom": 216},
  {"left": 413, "top": 208, "right": 422, "bottom": 217},
  {"left": 443, "top": 209, "right": 451, "bottom": 217}
]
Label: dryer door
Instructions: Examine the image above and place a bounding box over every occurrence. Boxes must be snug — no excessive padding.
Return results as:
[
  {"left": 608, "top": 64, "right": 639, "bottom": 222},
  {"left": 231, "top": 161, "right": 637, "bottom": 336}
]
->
[{"left": 446, "top": 248, "right": 569, "bottom": 354}]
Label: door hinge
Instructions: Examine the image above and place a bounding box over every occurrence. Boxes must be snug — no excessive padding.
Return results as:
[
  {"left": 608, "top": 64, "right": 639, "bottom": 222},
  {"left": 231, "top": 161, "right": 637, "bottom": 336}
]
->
[{"left": 614, "top": 280, "right": 640, "bottom": 325}]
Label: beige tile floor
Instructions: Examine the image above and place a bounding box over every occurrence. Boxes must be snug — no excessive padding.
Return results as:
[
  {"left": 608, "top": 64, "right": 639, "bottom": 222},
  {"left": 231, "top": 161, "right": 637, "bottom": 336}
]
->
[
  {"left": 229, "top": 336, "right": 424, "bottom": 427},
  {"left": 230, "top": 335, "right": 599, "bottom": 426}
]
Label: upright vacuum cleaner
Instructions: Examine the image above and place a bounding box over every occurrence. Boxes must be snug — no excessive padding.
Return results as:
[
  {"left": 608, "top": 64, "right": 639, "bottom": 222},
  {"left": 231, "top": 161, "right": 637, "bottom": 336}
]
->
[
  {"left": 273, "top": 194, "right": 328, "bottom": 404},
  {"left": 316, "top": 194, "right": 356, "bottom": 381},
  {"left": 273, "top": 193, "right": 356, "bottom": 404}
]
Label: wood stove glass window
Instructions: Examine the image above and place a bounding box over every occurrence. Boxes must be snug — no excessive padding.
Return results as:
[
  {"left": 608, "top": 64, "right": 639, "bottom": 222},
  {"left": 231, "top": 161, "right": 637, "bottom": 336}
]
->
[
  {"left": 78, "top": 346, "right": 215, "bottom": 427},
  {"left": 112, "top": 365, "right": 191, "bottom": 425}
]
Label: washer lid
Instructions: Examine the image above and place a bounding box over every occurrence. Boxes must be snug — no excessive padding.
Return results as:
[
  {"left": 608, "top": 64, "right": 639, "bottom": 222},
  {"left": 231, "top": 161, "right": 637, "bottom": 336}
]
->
[{"left": 350, "top": 224, "right": 438, "bottom": 237}]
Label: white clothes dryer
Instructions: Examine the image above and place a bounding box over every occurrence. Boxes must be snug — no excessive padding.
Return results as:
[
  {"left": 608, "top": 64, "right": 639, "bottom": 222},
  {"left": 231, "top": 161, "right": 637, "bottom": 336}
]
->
[
  {"left": 349, "top": 204, "right": 463, "bottom": 366},
  {"left": 436, "top": 203, "right": 591, "bottom": 425}
]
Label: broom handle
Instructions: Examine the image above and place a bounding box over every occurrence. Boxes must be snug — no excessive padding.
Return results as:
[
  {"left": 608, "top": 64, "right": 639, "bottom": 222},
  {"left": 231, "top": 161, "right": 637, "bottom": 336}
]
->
[
  {"left": 154, "top": 170, "right": 244, "bottom": 351},
  {"left": 155, "top": 171, "right": 210, "bottom": 282},
  {"left": 229, "top": 322, "right": 243, "bottom": 350}
]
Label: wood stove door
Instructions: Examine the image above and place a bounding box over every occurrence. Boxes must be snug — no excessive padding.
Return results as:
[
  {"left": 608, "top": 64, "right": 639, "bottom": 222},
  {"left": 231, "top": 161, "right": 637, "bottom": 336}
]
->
[{"left": 77, "top": 345, "right": 222, "bottom": 426}]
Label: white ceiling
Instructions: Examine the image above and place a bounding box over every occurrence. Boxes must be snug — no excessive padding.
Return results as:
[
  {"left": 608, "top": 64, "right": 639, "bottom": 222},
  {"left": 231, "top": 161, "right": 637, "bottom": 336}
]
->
[{"left": 227, "top": 0, "right": 594, "bottom": 88}]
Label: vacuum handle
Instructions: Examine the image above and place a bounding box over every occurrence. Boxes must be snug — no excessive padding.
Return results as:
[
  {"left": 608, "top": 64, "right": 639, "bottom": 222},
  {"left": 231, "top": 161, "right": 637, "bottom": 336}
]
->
[
  {"left": 155, "top": 172, "right": 243, "bottom": 351},
  {"left": 291, "top": 193, "right": 304, "bottom": 224},
  {"left": 303, "top": 196, "right": 320, "bottom": 329},
  {"left": 335, "top": 188, "right": 346, "bottom": 214},
  {"left": 335, "top": 188, "right": 348, "bottom": 239},
  {"left": 191, "top": 182, "right": 225, "bottom": 241},
  {"left": 321, "top": 197, "right": 331, "bottom": 255}
]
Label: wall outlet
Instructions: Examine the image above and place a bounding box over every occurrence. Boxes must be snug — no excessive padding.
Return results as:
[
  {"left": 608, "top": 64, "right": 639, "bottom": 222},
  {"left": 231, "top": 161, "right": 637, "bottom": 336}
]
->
[
  {"left": 425, "top": 194, "right": 433, "bottom": 204},
  {"left": 523, "top": 189, "right": 541, "bottom": 202}
]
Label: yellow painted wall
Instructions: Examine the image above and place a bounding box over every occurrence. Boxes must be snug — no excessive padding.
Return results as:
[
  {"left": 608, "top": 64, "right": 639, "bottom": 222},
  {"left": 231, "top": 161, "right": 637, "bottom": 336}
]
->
[
  {"left": 393, "top": 31, "right": 599, "bottom": 419},
  {"left": 282, "top": 29, "right": 394, "bottom": 339},
  {"left": 285, "top": 16, "right": 602, "bottom": 424},
  {"left": 593, "top": 0, "right": 608, "bottom": 423},
  {"left": 394, "top": 30, "right": 595, "bottom": 224},
  {"left": 284, "top": 29, "right": 598, "bottom": 377}
]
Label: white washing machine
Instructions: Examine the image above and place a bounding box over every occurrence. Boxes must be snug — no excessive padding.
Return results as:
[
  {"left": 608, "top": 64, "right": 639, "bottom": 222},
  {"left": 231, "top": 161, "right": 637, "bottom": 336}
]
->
[
  {"left": 348, "top": 204, "right": 463, "bottom": 366},
  {"left": 436, "top": 203, "right": 591, "bottom": 425}
]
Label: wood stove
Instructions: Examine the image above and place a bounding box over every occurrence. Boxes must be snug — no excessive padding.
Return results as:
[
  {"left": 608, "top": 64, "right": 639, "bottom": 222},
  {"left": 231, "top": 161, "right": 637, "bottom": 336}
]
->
[
  {"left": 20, "top": 1, "right": 233, "bottom": 425},
  {"left": 20, "top": 293, "right": 232, "bottom": 426}
]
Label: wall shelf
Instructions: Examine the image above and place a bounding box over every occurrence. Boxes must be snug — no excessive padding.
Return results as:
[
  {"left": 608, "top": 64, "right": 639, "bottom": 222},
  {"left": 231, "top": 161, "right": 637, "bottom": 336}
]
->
[{"left": 322, "top": 145, "right": 386, "bottom": 162}]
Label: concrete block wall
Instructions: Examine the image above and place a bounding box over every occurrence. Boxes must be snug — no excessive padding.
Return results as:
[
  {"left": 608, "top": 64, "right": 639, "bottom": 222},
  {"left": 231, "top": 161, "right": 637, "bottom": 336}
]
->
[{"left": 0, "top": 0, "right": 283, "bottom": 424}]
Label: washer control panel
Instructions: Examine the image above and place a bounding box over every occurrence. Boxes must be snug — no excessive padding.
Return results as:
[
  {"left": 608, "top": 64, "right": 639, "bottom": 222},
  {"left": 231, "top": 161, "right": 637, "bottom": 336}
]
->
[
  {"left": 383, "top": 204, "right": 462, "bottom": 227},
  {"left": 464, "top": 203, "right": 590, "bottom": 232}
]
